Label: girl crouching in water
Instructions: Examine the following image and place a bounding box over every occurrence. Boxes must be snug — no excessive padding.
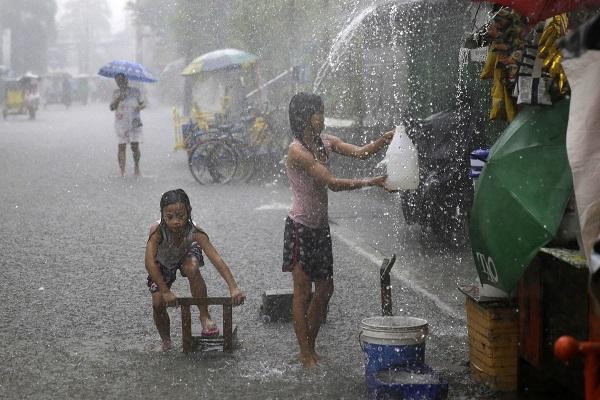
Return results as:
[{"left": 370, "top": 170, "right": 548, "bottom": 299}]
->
[
  {"left": 145, "top": 189, "right": 245, "bottom": 351},
  {"left": 283, "top": 92, "right": 394, "bottom": 367}
]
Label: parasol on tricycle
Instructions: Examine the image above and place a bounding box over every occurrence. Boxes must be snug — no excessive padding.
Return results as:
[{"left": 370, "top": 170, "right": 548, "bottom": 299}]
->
[{"left": 180, "top": 48, "right": 261, "bottom": 124}]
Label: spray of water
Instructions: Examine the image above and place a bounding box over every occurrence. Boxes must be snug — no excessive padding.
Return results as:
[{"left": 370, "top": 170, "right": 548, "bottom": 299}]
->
[{"left": 313, "top": 4, "right": 377, "bottom": 92}]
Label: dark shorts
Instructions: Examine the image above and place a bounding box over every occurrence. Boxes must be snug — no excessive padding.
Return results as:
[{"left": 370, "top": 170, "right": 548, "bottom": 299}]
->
[
  {"left": 282, "top": 216, "right": 333, "bottom": 282},
  {"left": 147, "top": 242, "right": 204, "bottom": 293}
]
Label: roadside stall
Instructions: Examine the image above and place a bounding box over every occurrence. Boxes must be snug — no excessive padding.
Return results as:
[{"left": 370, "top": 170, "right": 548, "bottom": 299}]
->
[{"left": 463, "top": 2, "right": 600, "bottom": 398}]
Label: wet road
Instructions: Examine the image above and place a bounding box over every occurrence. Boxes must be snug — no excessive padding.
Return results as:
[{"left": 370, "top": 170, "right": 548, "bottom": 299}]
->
[{"left": 0, "top": 102, "right": 505, "bottom": 399}]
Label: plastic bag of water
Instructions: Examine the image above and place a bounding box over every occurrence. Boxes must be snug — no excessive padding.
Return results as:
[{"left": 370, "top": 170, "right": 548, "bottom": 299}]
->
[{"left": 382, "top": 125, "right": 419, "bottom": 190}]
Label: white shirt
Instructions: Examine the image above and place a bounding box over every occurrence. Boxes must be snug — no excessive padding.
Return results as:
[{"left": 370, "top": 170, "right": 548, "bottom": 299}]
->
[{"left": 113, "top": 87, "right": 144, "bottom": 135}]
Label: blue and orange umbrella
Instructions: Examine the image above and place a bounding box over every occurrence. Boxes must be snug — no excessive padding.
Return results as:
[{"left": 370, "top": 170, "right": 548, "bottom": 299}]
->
[{"left": 181, "top": 49, "right": 257, "bottom": 76}]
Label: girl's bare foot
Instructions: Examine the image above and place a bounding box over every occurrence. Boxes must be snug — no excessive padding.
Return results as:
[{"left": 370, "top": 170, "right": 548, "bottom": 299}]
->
[
  {"left": 297, "top": 351, "right": 321, "bottom": 362},
  {"left": 161, "top": 339, "right": 173, "bottom": 351},
  {"left": 299, "top": 351, "right": 318, "bottom": 368},
  {"left": 134, "top": 167, "right": 141, "bottom": 177}
]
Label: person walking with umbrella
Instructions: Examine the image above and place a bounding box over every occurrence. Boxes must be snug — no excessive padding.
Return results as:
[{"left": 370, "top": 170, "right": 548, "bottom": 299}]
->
[
  {"left": 110, "top": 73, "right": 146, "bottom": 177},
  {"left": 99, "top": 60, "right": 156, "bottom": 177}
]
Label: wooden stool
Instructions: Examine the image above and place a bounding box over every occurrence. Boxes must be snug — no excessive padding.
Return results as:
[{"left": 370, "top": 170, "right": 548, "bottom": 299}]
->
[{"left": 175, "top": 297, "right": 235, "bottom": 353}]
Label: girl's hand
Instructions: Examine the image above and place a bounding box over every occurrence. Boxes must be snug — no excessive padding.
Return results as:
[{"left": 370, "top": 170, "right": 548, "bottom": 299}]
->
[
  {"left": 383, "top": 183, "right": 400, "bottom": 193},
  {"left": 161, "top": 290, "right": 178, "bottom": 307},
  {"left": 230, "top": 287, "right": 246, "bottom": 306},
  {"left": 370, "top": 175, "right": 388, "bottom": 188},
  {"left": 381, "top": 130, "right": 394, "bottom": 145},
  {"left": 371, "top": 175, "right": 399, "bottom": 193}
]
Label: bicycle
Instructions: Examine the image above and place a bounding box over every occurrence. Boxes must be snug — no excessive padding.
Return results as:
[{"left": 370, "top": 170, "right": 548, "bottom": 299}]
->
[
  {"left": 178, "top": 102, "right": 288, "bottom": 184},
  {"left": 211, "top": 122, "right": 259, "bottom": 183},
  {"left": 217, "top": 105, "right": 288, "bottom": 183},
  {"left": 187, "top": 130, "right": 238, "bottom": 185}
]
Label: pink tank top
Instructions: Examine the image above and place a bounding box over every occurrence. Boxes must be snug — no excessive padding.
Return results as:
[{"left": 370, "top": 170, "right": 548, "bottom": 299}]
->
[{"left": 287, "top": 138, "right": 332, "bottom": 228}]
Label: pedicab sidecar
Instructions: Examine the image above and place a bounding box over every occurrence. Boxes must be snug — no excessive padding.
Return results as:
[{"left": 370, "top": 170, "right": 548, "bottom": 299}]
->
[{"left": 3, "top": 75, "right": 40, "bottom": 120}]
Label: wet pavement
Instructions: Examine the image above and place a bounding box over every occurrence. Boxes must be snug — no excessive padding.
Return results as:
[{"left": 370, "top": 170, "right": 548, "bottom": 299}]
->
[{"left": 0, "top": 103, "right": 518, "bottom": 399}]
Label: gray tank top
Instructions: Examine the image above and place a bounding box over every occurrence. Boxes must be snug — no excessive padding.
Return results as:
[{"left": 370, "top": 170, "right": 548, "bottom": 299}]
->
[{"left": 155, "top": 222, "right": 205, "bottom": 270}]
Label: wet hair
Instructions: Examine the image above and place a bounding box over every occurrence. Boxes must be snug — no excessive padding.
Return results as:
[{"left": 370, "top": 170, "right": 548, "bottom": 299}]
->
[
  {"left": 288, "top": 92, "right": 326, "bottom": 158},
  {"left": 159, "top": 188, "right": 192, "bottom": 226},
  {"left": 289, "top": 92, "right": 324, "bottom": 140}
]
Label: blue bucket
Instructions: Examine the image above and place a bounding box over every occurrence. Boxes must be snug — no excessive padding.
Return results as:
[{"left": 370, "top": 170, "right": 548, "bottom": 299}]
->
[{"left": 360, "top": 316, "right": 428, "bottom": 375}]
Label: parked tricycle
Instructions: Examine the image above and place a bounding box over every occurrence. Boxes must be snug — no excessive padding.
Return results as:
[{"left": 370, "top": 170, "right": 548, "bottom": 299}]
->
[
  {"left": 3, "top": 75, "right": 40, "bottom": 120},
  {"left": 41, "top": 71, "right": 72, "bottom": 108}
]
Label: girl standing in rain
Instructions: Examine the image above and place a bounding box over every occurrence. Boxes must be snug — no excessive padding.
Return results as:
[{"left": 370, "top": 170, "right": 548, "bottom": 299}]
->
[
  {"left": 283, "top": 92, "right": 394, "bottom": 367},
  {"left": 145, "top": 189, "right": 245, "bottom": 351},
  {"left": 110, "top": 73, "right": 145, "bottom": 177}
]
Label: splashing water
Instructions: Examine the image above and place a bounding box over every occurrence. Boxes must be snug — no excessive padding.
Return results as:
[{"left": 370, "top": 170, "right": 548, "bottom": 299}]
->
[{"left": 313, "top": 4, "right": 377, "bottom": 92}]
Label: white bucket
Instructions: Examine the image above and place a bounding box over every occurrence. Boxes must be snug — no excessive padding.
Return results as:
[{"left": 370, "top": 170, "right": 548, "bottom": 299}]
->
[{"left": 360, "top": 316, "right": 429, "bottom": 346}]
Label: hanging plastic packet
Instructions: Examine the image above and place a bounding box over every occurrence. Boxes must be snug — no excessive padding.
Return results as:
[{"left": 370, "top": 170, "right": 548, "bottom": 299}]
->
[{"left": 382, "top": 124, "right": 419, "bottom": 190}]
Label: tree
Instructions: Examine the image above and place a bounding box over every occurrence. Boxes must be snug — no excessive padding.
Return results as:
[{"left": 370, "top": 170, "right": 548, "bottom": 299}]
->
[
  {"left": 58, "top": 0, "right": 111, "bottom": 73},
  {"left": 127, "top": 0, "right": 371, "bottom": 110},
  {"left": 129, "top": 0, "right": 358, "bottom": 76},
  {"left": 0, "top": 0, "right": 58, "bottom": 74},
  {"left": 129, "top": 0, "right": 232, "bottom": 61},
  {"left": 127, "top": 0, "right": 176, "bottom": 64}
]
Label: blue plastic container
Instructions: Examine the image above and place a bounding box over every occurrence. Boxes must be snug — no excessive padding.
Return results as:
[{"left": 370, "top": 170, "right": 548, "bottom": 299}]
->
[
  {"left": 361, "top": 338, "right": 426, "bottom": 374},
  {"left": 371, "top": 365, "right": 448, "bottom": 400},
  {"left": 360, "top": 317, "right": 448, "bottom": 399}
]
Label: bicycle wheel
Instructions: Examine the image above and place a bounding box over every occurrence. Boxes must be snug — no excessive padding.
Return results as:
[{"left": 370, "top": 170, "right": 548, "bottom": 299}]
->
[
  {"left": 227, "top": 137, "right": 257, "bottom": 183},
  {"left": 188, "top": 139, "right": 237, "bottom": 185}
]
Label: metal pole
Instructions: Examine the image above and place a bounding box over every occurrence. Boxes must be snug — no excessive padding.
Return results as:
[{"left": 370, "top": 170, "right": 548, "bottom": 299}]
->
[{"left": 380, "top": 254, "right": 396, "bottom": 316}]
